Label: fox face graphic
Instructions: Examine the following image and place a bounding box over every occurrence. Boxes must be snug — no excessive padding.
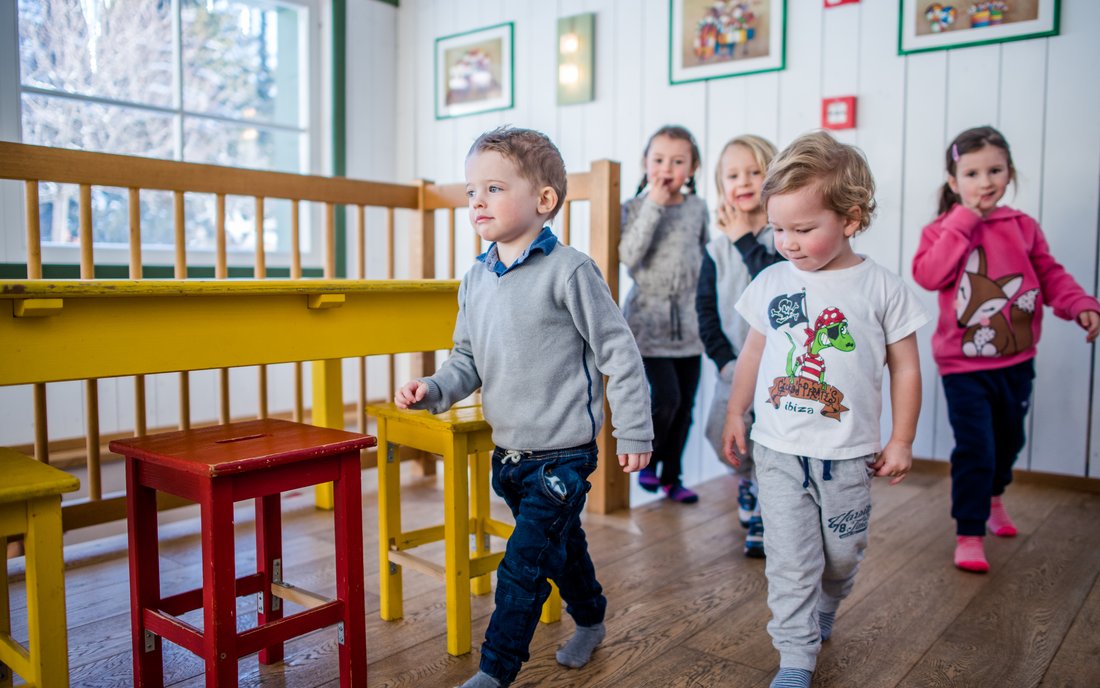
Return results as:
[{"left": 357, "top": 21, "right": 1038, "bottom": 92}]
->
[{"left": 956, "top": 247, "right": 1038, "bottom": 357}]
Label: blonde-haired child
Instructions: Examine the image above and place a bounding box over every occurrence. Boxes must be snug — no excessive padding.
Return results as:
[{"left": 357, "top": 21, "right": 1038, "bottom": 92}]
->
[
  {"left": 696, "top": 134, "right": 778, "bottom": 556},
  {"left": 723, "top": 131, "right": 929, "bottom": 688}
]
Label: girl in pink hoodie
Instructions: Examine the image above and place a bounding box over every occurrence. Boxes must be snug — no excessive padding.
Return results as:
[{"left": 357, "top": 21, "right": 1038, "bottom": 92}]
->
[{"left": 912, "top": 126, "right": 1100, "bottom": 573}]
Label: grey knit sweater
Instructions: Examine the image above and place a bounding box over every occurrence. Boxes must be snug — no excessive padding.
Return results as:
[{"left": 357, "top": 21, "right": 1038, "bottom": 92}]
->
[
  {"left": 414, "top": 232, "right": 654, "bottom": 455},
  {"left": 620, "top": 194, "right": 709, "bottom": 357}
]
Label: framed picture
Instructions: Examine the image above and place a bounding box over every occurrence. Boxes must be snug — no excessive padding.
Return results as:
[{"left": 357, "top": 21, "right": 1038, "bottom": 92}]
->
[
  {"left": 899, "top": 0, "right": 1060, "bottom": 55},
  {"left": 669, "top": 0, "right": 787, "bottom": 85},
  {"left": 435, "top": 22, "right": 514, "bottom": 120}
]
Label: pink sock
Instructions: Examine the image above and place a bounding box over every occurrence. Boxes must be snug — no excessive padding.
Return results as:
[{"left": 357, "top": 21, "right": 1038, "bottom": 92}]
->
[
  {"left": 988, "top": 496, "right": 1017, "bottom": 537},
  {"left": 955, "top": 535, "right": 989, "bottom": 573}
]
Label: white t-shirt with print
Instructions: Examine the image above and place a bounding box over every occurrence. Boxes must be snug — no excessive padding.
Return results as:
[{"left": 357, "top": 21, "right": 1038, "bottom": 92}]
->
[{"left": 735, "top": 257, "right": 930, "bottom": 460}]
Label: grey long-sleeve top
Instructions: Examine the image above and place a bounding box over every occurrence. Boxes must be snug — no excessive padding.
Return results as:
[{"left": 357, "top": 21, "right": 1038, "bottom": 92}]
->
[
  {"left": 620, "top": 193, "right": 709, "bottom": 357},
  {"left": 414, "top": 232, "right": 653, "bottom": 455}
]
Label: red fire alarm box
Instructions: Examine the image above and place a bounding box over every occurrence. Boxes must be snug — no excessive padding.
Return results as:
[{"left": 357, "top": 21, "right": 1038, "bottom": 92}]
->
[
  {"left": 823, "top": 0, "right": 860, "bottom": 7},
  {"left": 822, "top": 96, "right": 857, "bottom": 130}
]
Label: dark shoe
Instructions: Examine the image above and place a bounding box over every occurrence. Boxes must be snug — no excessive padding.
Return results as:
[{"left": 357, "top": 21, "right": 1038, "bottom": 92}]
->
[
  {"left": 638, "top": 467, "right": 660, "bottom": 492},
  {"left": 663, "top": 483, "right": 699, "bottom": 504},
  {"left": 737, "top": 479, "right": 757, "bottom": 528},
  {"left": 744, "top": 516, "right": 765, "bottom": 558}
]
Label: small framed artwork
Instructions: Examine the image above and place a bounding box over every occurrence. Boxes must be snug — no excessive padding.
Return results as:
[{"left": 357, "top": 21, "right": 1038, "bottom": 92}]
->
[
  {"left": 435, "top": 22, "right": 514, "bottom": 120},
  {"left": 669, "top": 0, "right": 787, "bottom": 85},
  {"left": 899, "top": 0, "right": 1060, "bottom": 55}
]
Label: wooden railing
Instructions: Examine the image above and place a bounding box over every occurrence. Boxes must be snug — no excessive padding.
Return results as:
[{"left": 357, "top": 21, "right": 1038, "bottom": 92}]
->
[{"left": 0, "top": 142, "right": 628, "bottom": 530}]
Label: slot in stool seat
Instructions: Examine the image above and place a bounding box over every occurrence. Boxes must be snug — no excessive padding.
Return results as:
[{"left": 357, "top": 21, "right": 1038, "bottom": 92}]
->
[
  {"left": 0, "top": 447, "right": 80, "bottom": 688},
  {"left": 109, "top": 419, "right": 375, "bottom": 687},
  {"left": 367, "top": 403, "right": 561, "bottom": 656}
]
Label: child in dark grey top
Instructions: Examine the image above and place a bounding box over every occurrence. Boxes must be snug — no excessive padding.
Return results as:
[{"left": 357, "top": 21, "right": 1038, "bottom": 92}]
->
[
  {"left": 397, "top": 127, "right": 652, "bottom": 688},
  {"left": 621, "top": 125, "right": 708, "bottom": 503}
]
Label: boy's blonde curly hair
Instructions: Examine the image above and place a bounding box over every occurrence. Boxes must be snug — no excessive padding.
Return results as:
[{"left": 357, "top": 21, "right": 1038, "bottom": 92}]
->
[{"left": 762, "top": 131, "right": 876, "bottom": 232}]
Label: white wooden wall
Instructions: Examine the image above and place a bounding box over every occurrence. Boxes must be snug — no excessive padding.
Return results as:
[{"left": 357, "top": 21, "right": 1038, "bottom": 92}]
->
[{"left": 354, "top": 0, "right": 1100, "bottom": 486}]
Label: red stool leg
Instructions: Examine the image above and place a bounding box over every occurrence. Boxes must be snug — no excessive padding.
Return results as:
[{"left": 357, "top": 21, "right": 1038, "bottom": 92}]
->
[
  {"left": 255, "top": 492, "right": 284, "bottom": 664},
  {"left": 333, "top": 451, "right": 367, "bottom": 687},
  {"left": 126, "top": 458, "right": 165, "bottom": 687},
  {"left": 201, "top": 479, "right": 239, "bottom": 687}
]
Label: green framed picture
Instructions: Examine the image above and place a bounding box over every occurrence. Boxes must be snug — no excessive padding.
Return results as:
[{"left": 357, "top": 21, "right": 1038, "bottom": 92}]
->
[
  {"left": 899, "top": 0, "right": 1060, "bottom": 55},
  {"left": 669, "top": 0, "right": 787, "bottom": 85},
  {"left": 435, "top": 22, "right": 514, "bottom": 120}
]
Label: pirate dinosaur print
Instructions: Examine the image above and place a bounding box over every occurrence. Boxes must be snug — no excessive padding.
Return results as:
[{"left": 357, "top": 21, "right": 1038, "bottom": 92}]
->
[
  {"left": 764, "top": 289, "right": 853, "bottom": 421},
  {"left": 955, "top": 247, "right": 1039, "bottom": 357}
]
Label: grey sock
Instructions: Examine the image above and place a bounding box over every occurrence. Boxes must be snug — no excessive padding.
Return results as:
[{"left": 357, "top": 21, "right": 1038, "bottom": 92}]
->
[
  {"left": 555, "top": 622, "right": 606, "bottom": 668},
  {"left": 770, "top": 667, "right": 812, "bottom": 688},
  {"left": 457, "top": 670, "right": 500, "bottom": 688},
  {"left": 818, "top": 609, "right": 836, "bottom": 641}
]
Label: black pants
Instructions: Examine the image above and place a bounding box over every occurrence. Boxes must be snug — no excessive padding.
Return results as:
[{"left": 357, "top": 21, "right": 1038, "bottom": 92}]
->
[
  {"left": 941, "top": 359, "right": 1034, "bottom": 536},
  {"left": 642, "top": 355, "right": 701, "bottom": 487}
]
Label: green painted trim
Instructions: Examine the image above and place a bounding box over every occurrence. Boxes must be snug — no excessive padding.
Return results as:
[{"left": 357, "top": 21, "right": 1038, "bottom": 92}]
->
[
  {"left": 371, "top": 0, "right": 398, "bottom": 6},
  {"left": 897, "top": 0, "right": 1061, "bottom": 55},
  {"left": 332, "top": 0, "right": 347, "bottom": 277},
  {"left": 667, "top": 0, "right": 788, "bottom": 86},
  {"left": 434, "top": 22, "right": 515, "bottom": 120},
  {"left": 0, "top": 263, "right": 324, "bottom": 279}
]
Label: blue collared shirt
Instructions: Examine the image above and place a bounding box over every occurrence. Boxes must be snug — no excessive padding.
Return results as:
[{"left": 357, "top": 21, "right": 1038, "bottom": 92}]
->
[{"left": 477, "top": 226, "right": 558, "bottom": 276}]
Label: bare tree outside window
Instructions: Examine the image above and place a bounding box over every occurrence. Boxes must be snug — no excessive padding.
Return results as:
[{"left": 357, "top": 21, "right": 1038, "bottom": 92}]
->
[{"left": 17, "top": 0, "right": 310, "bottom": 256}]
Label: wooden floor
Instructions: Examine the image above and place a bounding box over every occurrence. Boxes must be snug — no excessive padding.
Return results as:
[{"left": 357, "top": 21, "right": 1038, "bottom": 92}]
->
[{"left": 5, "top": 463, "right": 1100, "bottom": 687}]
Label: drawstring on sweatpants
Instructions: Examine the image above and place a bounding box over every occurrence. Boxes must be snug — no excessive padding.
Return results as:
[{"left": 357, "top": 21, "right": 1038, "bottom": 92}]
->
[
  {"left": 669, "top": 297, "right": 682, "bottom": 340},
  {"left": 798, "top": 456, "right": 834, "bottom": 488}
]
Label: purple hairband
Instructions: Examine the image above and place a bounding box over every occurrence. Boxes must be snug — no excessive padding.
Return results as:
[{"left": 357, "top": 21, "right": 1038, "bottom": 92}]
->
[{"left": 951, "top": 143, "right": 960, "bottom": 162}]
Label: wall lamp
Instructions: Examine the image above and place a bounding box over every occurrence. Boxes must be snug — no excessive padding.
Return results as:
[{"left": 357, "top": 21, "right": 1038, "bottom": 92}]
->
[{"left": 558, "top": 13, "right": 594, "bottom": 105}]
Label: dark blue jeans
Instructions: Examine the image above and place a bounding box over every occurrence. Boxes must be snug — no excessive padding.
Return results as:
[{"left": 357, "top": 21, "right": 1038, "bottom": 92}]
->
[
  {"left": 479, "top": 442, "right": 606, "bottom": 686},
  {"left": 942, "top": 359, "right": 1034, "bottom": 536}
]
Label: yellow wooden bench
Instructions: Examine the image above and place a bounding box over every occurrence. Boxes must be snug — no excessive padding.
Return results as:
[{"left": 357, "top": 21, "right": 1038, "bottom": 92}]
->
[
  {"left": 0, "top": 448, "right": 80, "bottom": 688},
  {"left": 368, "top": 402, "right": 561, "bottom": 656}
]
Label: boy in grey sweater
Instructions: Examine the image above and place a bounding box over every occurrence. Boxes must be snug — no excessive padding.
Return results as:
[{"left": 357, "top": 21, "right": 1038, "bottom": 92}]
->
[{"left": 396, "top": 126, "right": 653, "bottom": 688}]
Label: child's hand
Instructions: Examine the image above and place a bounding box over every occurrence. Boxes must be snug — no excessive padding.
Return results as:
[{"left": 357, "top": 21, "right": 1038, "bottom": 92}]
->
[
  {"left": 870, "top": 440, "right": 912, "bottom": 485},
  {"left": 1078, "top": 310, "right": 1100, "bottom": 343},
  {"left": 722, "top": 414, "right": 746, "bottom": 468},
  {"left": 716, "top": 202, "right": 752, "bottom": 241},
  {"left": 618, "top": 452, "right": 652, "bottom": 473},
  {"left": 647, "top": 177, "right": 676, "bottom": 206},
  {"left": 394, "top": 380, "right": 427, "bottom": 408}
]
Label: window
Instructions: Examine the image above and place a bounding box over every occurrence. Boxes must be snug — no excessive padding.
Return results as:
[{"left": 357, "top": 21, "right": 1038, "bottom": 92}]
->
[{"left": 12, "top": 0, "right": 320, "bottom": 262}]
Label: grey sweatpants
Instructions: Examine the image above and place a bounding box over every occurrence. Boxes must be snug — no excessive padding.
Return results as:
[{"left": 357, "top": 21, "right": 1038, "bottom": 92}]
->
[{"left": 755, "top": 443, "right": 873, "bottom": 671}]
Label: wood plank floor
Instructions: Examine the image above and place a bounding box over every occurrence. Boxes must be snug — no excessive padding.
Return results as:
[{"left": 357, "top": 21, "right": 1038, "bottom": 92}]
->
[{"left": 5, "top": 463, "right": 1100, "bottom": 687}]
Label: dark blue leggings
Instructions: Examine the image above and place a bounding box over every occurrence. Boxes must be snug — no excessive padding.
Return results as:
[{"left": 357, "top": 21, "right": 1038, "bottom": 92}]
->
[
  {"left": 642, "top": 355, "right": 701, "bottom": 486},
  {"left": 942, "top": 359, "right": 1034, "bottom": 536}
]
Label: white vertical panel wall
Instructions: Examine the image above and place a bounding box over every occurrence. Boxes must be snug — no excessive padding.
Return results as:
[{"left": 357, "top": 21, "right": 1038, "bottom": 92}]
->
[{"left": 346, "top": 0, "right": 1100, "bottom": 481}]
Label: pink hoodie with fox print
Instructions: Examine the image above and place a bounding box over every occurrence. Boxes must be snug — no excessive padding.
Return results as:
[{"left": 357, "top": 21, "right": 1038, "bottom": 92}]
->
[{"left": 912, "top": 204, "right": 1100, "bottom": 376}]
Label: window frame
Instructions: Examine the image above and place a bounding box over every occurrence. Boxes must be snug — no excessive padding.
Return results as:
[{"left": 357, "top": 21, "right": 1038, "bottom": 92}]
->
[{"left": 0, "top": 0, "right": 327, "bottom": 272}]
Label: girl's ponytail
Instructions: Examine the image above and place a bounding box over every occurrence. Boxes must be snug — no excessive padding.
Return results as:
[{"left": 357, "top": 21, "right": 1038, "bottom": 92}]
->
[
  {"left": 634, "top": 174, "right": 648, "bottom": 197},
  {"left": 685, "top": 176, "right": 697, "bottom": 195},
  {"left": 938, "top": 182, "right": 960, "bottom": 216}
]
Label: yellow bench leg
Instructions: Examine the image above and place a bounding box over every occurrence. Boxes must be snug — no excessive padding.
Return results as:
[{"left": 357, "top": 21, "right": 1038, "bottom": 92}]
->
[
  {"left": 541, "top": 581, "right": 561, "bottom": 624},
  {"left": 24, "top": 495, "right": 70, "bottom": 688},
  {"left": 376, "top": 419, "right": 404, "bottom": 621},
  {"left": 443, "top": 434, "right": 472, "bottom": 656},
  {"left": 469, "top": 450, "right": 492, "bottom": 597},
  {"left": 0, "top": 535, "right": 10, "bottom": 688}
]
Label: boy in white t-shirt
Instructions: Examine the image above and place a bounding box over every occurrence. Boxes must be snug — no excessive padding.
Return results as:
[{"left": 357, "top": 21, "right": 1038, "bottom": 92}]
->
[{"left": 722, "top": 131, "right": 929, "bottom": 688}]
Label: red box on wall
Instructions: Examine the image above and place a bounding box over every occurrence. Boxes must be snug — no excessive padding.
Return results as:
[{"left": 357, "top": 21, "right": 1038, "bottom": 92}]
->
[{"left": 821, "top": 96, "right": 857, "bottom": 130}]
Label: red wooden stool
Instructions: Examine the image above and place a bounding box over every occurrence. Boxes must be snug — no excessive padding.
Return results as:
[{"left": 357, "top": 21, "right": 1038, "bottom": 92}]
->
[{"left": 109, "top": 418, "right": 376, "bottom": 687}]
